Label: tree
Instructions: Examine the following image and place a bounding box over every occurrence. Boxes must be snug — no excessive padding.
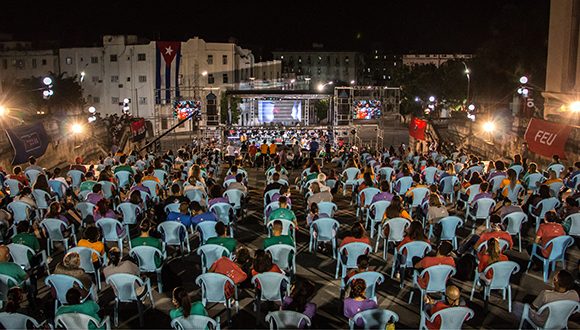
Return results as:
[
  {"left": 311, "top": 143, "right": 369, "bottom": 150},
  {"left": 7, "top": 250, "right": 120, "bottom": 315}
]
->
[
  {"left": 220, "top": 93, "right": 240, "bottom": 125},
  {"left": 313, "top": 99, "right": 329, "bottom": 123}
]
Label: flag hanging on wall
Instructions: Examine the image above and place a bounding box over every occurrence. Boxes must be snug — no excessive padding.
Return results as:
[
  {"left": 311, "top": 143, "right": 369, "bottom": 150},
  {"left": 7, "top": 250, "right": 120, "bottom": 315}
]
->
[
  {"left": 409, "top": 117, "right": 427, "bottom": 140},
  {"left": 5, "top": 122, "right": 50, "bottom": 165},
  {"left": 155, "top": 41, "right": 181, "bottom": 104}
]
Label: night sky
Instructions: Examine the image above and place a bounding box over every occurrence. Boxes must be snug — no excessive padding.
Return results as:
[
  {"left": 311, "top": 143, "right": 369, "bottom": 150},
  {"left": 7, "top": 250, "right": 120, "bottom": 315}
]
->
[{"left": 1, "top": 0, "right": 549, "bottom": 56}]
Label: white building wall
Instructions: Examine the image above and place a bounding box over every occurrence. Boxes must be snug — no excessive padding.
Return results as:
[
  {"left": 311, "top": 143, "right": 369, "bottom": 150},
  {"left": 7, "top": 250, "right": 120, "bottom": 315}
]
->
[
  {"left": 402, "top": 54, "right": 473, "bottom": 67},
  {"left": 0, "top": 48, "right": 59, "bottom": 82}
]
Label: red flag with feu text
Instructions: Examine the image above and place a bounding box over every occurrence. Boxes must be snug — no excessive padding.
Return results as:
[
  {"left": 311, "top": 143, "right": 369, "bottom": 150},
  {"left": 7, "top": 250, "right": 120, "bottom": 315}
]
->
[
  {"left": 524, "top": 118, "right": 572, "bottom": 159},
  {"left": 409, "top": 117, "right": 427, "bottom": 140}
]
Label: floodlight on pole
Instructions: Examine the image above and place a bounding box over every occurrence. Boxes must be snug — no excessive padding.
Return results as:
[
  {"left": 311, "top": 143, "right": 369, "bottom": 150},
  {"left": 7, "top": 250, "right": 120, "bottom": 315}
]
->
[
  {"left": 43, "top": 77, "right": 53, "bottom": 86},
  {"left": 428, "top": 96, "right": 436, "bottom": 102},
  {"left": 71, "top": 123, "right": 84, "bottom": 134},
  {"left": 483, "top": 121, "right": 495, "bottom": 133},
  {"left": 570, "top": 101, "right": 580, "bottom": 113},
  {"left": 0, "top": 106, "right": 7, "bottom": 117},
  {"left": 519, "top": 76, "right": 528, "bottom": 84}
]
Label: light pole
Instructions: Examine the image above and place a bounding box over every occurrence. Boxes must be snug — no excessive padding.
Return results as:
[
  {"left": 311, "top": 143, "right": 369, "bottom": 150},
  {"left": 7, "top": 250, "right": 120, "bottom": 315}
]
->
[
  {"left": 317, "top": 81, "right": 333, "bottom": 92},
  {"left": 461, "top": 62, "right": 470, "bottom": 104}
]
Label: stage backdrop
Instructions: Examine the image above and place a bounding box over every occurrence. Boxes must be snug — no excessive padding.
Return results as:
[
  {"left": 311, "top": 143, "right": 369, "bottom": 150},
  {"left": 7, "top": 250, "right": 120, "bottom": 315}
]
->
[
  {"left": 5, "top": 122, "right": 50, "bottom": 165},
  {"left": 524, "top": 118, "right": 572, "bottom": 159}
]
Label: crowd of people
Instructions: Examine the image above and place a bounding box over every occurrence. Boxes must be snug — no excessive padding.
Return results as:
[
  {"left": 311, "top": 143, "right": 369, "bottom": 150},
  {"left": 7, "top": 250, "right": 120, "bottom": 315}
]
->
[{"left": 0, "top": 135, "right": 577, "bottom": 329}]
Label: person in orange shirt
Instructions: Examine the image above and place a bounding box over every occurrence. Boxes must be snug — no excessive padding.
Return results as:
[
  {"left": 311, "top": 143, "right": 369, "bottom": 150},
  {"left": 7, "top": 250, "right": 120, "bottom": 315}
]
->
[
  {"left": 544, "top": 169, "right": 563, "bottom": 186},
  {"left": 209, "top": 246, "right": 250, "bottom": 298},
  {"left": 499, "top": 168, "right": 521, "bottom": 198},
  {"left": 414, "top": 241, "right": 455, "bottom": 289},
  {"left": 77, "top": 226, "right": 105, "bottom": 266},
  {"left": 533, "top": 211, "right": 566, "bottom": 261},
  {"left": 269, "top": 140, "right": 277, "bottom": 157}
]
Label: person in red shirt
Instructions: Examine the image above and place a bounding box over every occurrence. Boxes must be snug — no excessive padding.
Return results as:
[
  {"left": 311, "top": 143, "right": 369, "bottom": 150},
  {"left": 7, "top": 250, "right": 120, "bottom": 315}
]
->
[
  {"left": 474, "top": 215, "right": 513, "bottom": 257},
  {"left": 478, "top": 237, "right": 509, "bottom": 279},
  {"left": 8, "top": 166, "right": 28, "bottom": 187},
  {"left": 340, "top": 222, "right": 371, "bottom": 248},
  {"left": 533, "top": 210, "right": 566, "bottom": 259},
  {"left": 209, "top": 247, "right": 250, "bottom": 298},
  {"left": 414, "top": 241, "right": 455, "bottom": 289},
  {"left": 424, "top": 285, "right": 465, "bottom": 330}
]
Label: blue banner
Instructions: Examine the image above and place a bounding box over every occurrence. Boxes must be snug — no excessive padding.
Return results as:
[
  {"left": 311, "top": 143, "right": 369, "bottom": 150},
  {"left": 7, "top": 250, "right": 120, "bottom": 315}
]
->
[{"left": 5, "top": 122, "right": 50, "bottom": 165}]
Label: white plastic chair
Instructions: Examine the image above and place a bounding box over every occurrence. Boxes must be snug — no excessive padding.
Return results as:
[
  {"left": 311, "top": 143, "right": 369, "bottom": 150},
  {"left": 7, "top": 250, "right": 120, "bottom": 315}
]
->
[
  {"left": 566, "top": 213, "right": 580, "bottom": 237},
  {"left": 357, "top": 187, "right": 381, "bottom": 219},
  {"left": 503, "top": 184, "right": 525, "bottom": 204},
  {"left": 7, "top": 243, "right": 48, "bottom": 274},
  {"left": 264, "top": 189, "right": 279, "bottom": 206},
  {"left": 466, "top": 198, "right": 496, "bottom": 230},
  {"left": 129, "top": 245, "right": 165, "bottom": 292},
  {"left": 0, "top": 312, "right": 52, "bottom": 330},
  {"left": 419, "top": 306, "right": 474, "bottom": 330},
  {"left": 117, "top": 202, "right": 141, "bottom": 232},
  {"left": 423, "top": 167, "right": 438, "bottom": 185},
  {"left": 393, "top": 176, "right": 413, "bottom": 196},
  {"left": 429, "top": 216, "right": 463, "bottom": 249},
  {"left": 158, "top": 221, "right": 191, "bottom": 255},
  {"left": 489, "top": 175, "right": 507, "bottom": 194},
  {"left": 376, "top": 218, "right": 410, "bottom": 260},
  {"left": 391, "top": 241, "right": 432, "bottom": 281},
  {"left": 45, "top": 274, "right": 96, "bottom": 315},
  {"left": 106, "top": 273, "right": 155, "bottom": 327},
  {"left": 265, "top": 311, "right": 311, "bottom": 329},
  {"left": 171, "top": 315, "right": 221, "bottom": 330},
  {"left": 344, "top": 271, "right": 384, "bottom": 302},
  {"left": 526, "top": 235, "right": 574, "bottom": 283},
  {"left": 32, "top": 189, "right": 53, "bottom": 217},
  {"left": 3, "top": 179, "right": 21, "bottom": 197},
  {"left": 265, "top": 244, "right": 296, "bottom": 275},
  {"left": 68, "top": 246, "right": 103, "bottom": 290},
  {"left": 96, "top": 217, "right": 128, "bottom": 252},
  {"left": 196, "top": 221, "right": 219, "bottom": 244},
  {"left": 409, "top": 187, "right": 430, "bottom": 218},
  {"left": 197, "top": 244, "right": 230, "bottom": 273},
  {"left": 546, "top": 163, "right": 565, "bottom": 178},
  {"left": 530, "top": 197, "right": 561, "bottom": 232},
  {"left": 164, "top": 202, "right": 181, "bottom": 214},
  {"left": 524, "top": 172, "right": 544, "bottom": 194},
  {"left": 439, "top": 175, "right": 460, "bottom": 204},
  {"left": 502, "top": 212, "right": 528, "bottom": 252},
  {"left": 114, "top": 171, "right": 133, "bottom": 189},
  {"left": 342, "top": 167, "right": 361, "bottom": 196},
  {"left": 349, "top": 308, "right": 399, "bottom": 330},
  {"left": 195, "top": 272, "right": 238, "bottom": 323},
  {"left": 67, "top": 170, "right": 85, "bottom": 189},
  {"left": 366, "top": 201, "right": 390, "bottom": 239},
  {"left": 548, "top": 181, "right": 565, "bottom": 198},
  {"left": 40, "top": 218, "right": 77, "bottom": 256},
  {"left": 309, "top": 218, "right": 340, "bottom": 259},
  {"left": 469, "top": 260, "right": 519, "bottom": 312},
  {"left": 25, "top": 169, "right": 42, "bottom": 186},
  {"left": 251, "top": 272, "right": 290, "bottom": 314},
  {"left": 55, "top": 313, "right": 110, "bottom": 330},
  {"left": 317, "top": 201, "right": 337, "bottom": 218},
  {"left": 336, "top": 242, "right": 372, "bottom": 279},
  {"left": 519, "top": 300, "right": 580, "bottom": 330},
  {"left": 409, "top": 265, "right": 456, "bottom": 313},
  {"left": 7, "top": 201, "right": 33, "bottom": 224},
  {"left": 98, "top": 181, "right": 117, "bottom": 200},
  {"left": 142, "top": 180, "right": 161, "bottom": 202},
  {"left": 509, "top": 165, "right": 524, "bottom": 179},
  {"left": 75, "top": 202, "right": 96, "bottom": 227}
]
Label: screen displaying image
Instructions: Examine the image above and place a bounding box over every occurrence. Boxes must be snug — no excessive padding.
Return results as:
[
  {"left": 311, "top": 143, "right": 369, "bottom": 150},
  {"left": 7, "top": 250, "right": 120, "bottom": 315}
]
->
[
  {"left": 173, "top": 100, "right": 201, "bottom": 120},
  {"left": 258, "top": 100, "right": 302, "bottom": 123},
  {"left": 353, "top": 100, "right": 382, "bottom": 119}
]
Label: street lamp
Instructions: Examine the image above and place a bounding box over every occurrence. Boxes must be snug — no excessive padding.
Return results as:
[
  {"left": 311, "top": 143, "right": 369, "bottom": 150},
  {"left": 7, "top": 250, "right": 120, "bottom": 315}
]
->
[
  {"left": 462, "top": 62, "right": 470, "bottom": 103},
  {"left": 570, "top": 101, "right": 580, "bottom": 112},
  {"left": 0, "top": 106, "right": 8, "bottom": 117},
  {"left": 71, "top": 122, "right": 84, "bottom": 134},
  {"left": 317, "top": 81, "right": 333, "bottom": 92}
]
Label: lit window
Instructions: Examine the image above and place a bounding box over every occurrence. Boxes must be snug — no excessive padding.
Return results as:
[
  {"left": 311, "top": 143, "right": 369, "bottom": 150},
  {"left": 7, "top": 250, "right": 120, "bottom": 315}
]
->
[{"left": 66, "top": 57, "right": 72, "bottom": 65}]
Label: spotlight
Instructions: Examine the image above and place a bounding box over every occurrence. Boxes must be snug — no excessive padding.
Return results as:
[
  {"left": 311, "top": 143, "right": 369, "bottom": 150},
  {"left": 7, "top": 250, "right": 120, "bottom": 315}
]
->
[
  {"left": 71, "top": 123, "right": 84, "bottom": 134},
  {"left": 482, "top": 121, "right": 495, "bottom": 133}
]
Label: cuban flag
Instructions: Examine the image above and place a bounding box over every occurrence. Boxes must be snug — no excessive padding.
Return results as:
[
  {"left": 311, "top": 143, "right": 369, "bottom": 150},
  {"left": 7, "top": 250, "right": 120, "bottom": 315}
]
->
[{"left": 155, "top": 41, "right": 181, "bottom": 104}]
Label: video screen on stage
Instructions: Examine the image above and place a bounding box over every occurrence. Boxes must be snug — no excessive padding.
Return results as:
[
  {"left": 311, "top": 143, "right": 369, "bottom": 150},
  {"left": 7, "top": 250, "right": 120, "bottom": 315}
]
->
[
  {"left": 353, "top": 100, "right": 382, "bottom": 119},
  {"left": 173, "top": 100, "right": 201, "bottom": 121},
  {"left": 258, "top": 100, "right": 302, "bottom": 123}
]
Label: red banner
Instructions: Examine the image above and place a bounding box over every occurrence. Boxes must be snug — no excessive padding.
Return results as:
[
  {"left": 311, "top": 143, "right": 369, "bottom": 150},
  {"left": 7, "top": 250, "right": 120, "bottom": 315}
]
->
[
  {"left": 409, "top": 117, "right": 427, "bottom": 141},
  {"left": 130, "top": 118, "right": 146, "bottom": 142},
  {"left": 524, "top": 118, "right": 572, "bottom": 159}
]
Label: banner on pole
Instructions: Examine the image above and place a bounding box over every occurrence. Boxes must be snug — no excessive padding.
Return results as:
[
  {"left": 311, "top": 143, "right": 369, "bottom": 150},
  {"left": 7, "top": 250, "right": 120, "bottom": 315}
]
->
[
  {"left": 524, "top": 118, "right": 572, "bottom": 159},
  {"left": 5, "top": 122, "right": 50, "bottom": 165}
]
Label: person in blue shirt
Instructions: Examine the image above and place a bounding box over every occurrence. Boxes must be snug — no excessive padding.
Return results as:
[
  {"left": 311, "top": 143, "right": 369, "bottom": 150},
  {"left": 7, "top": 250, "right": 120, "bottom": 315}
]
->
[
  {"left": 309, "top": 137, "right": 319, "bottom": 158},
  {"left": 166, "top": 201, "right": 195, "bottom": 227},
  {"left": 190, "top": 201, "right": 218, "bottom": 227}
]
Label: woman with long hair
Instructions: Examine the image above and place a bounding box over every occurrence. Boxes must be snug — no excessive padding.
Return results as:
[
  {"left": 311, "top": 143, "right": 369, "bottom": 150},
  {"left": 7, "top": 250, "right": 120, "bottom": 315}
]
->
[
  {"left": 343, "top": 279, "right": 377, "bottom": 323},
  {"left": 478, "top": 238, "right": 508, "bottom": 280},
  {"left": 251, "top": 249, "right": 282, "bottom": 276},
  {"left": 384, "top": 195, "right": 411, "bottom": 221},
  {"left": 169, "top": 287, "right": 207, "bottom": 320},
  {"left": 500, "top": 168, "right": 520, "bottom": 200}
]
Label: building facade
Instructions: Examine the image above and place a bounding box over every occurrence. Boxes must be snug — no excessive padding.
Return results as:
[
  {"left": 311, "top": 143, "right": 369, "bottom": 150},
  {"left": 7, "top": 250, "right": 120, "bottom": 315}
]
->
[
  {"left": 543, "top": 0, "right": 580, "bottom": 122},
  {"left": 272, "top": 50, "right": 364, "bottom": 86},
  {"left": 402, "top": 54, "right": 473, "bottom": 67}
]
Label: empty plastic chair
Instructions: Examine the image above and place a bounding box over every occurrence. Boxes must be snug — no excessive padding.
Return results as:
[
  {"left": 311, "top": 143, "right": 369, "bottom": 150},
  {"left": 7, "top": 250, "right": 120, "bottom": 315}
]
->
[
  {"left": 40, "top": 218, "right": 77, "bottom": 256},
  {"left": 349, "top": 308, "right": 399, "bottom": 330},
  {"left": 265, "top": 311, "right": 311, "bottom": 329},
  {"left": 419, "top": 306, "right": 474, "bottom": 330},
  {"left": 158, "top": 221, "right": 190, "bottom": 255}
]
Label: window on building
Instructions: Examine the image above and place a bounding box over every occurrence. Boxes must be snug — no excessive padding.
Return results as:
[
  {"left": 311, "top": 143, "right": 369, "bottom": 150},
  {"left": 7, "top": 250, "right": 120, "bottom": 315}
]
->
[
  {"left": 93, "top": 96, "right": 100, "bottom": 103},
  {"left": 42, "top": 59, "right": 47, "bottom": 66},
  {"left": 161, "top": 117, "right": 168, "bottom": 130},
  {"left": 1, "top": 59, "right": 6, "bottom": 70},
  {"left": 222, "top": 55, "right": 228, "bottom": 65},
  {"left": 298, "top": 56, "right": 302, "bottom": 63},
  {"left": 137, "top": 53, "right": 146, "bottom": 61},
  {"left": 345, "top": 56, "right": 350, "bottom": 64},
  {"left": 110, "top": 54, "right": 117, "bottom": 62},
  {"left": 139, "top": 97, "right": 147, "bottom": 105},
  {"left": 336, "top": 57, "right": 340, "bottom": 65},
  {"left": 66, "top": 57, "right": 73, "bottom": 65},
  {"left": 32, "top": 59, "right": 37, "bottom": 68},
  {"left": 207, "top": 74, "right": 214, "bottom": 84},
  {"left": 207, "top": 55, "right": 213, "bottom": 64},
  {"left": 92, "top": 76, "right": 100, "bottom": 83},
  {"left": 112, "top": 97, "right": 119, "bottom": 104},
  {"left": 139, "top": 75, "right": 147, "bottom": 83},
  {"left": 91, "top": 56, "right": 98, "bottom": 64},
  {"left": 16, "top": 59, "right": 24, "bottom": 69},
  {"left": 111, "top": 76, "right": 119, "bottom": 83},
  {"left": 222, "top": 73, "right": 228, "bottom": 83}
]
